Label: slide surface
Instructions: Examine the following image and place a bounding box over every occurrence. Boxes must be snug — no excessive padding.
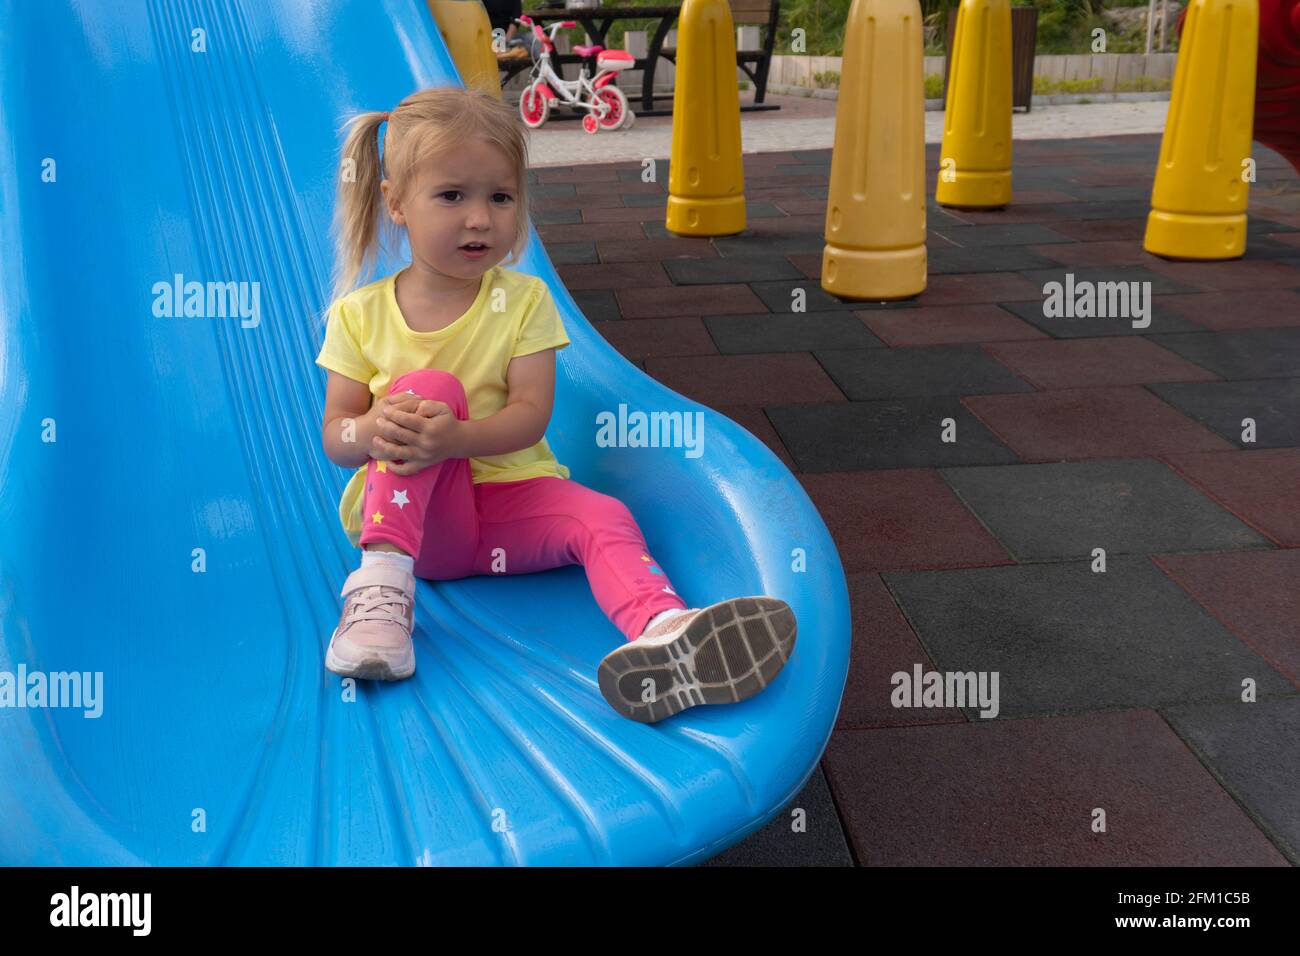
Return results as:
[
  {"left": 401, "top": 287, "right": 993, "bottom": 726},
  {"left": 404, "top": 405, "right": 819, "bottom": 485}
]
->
[{"left": 0, "top": 0, "right": 850, "bottom": 865}]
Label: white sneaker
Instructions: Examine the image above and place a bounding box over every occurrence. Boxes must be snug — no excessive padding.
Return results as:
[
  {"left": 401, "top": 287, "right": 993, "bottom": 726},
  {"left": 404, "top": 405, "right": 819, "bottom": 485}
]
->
[
  {"left": 325, "top": 565, "right": 417, "bottom": 681},
  {"left": 597, "top": 597, "right": 797, "bottom": 723}
]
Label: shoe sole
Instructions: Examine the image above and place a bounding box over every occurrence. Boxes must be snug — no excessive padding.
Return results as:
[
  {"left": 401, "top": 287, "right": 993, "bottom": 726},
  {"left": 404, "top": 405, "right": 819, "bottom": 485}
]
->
[
  {"left": 325, "top": 632, "right": 415, "bottom": 681},
  {"left": 598, "top": 597, "right": 796, "bottom": 724}
]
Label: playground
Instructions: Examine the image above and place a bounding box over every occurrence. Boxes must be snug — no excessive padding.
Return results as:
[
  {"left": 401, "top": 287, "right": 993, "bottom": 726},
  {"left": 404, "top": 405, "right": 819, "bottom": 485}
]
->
[{"left": 1, "top": 0, "right": 1297, "bottom": 871}]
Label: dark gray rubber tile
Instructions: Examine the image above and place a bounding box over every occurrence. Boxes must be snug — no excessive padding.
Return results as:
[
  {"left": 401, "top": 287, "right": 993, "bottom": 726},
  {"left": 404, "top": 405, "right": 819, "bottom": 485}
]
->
[
  {"left": 998, "top": 298, "right": 1204, "bottom": 338},
  {"left": 572, "top": 289, "right": 622, "bottom": 322},
  {"left": 940, "top": 458, "right": 1272, "bottom": 560},
  {"left": 1147, "top": 329, "right": 1300, "bottom": 380},
  {"left": 927, "top": 245, "right": 1063, "bottom": 274},
  {"left": 882, "top": 557, "right": 1295, "bottom": 717},
  {"left": 1162, "top": 698, "right": 1300, "bottom": 864},
  {"left": 712, "top": 232, "right": 826, "bottom": 258},
  {"left": 704, "top": 312, "right": 885, "bottom": 354},
  {"left": 1148, "top": 378, "right": 1300, "bottom": 448},
  {"left": 665, "top": 256, "right": 804, "bottom": 285},
  {"left": 767, "top": 398, "right": 1020, "bottom": 471},
  {"left": 699, "top": 764, "right": 855, "bottom": 866},
  {"left": 621, "top": 192, "right": 671, "bottom": 207},
  {"left": 816, "top": 344, "right": 1035, "bottom": 400},
  {"left": 545, "top": 241, "right": 598, "bottom": 265},
  {"left": 930, "top": 223, "right": 1077, "bottom": 246},
  {"left": 746, "top": 279, "right": 921, "bottom": 313},
  {"left": 533, "top": 207, "right": 582, "bottom": 225}
]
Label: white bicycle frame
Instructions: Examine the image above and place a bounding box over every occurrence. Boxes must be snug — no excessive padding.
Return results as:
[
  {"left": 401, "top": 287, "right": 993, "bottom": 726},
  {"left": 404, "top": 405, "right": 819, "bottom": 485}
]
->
[{"left": 523, "top": 21, "right": 611, "bottom": 118}]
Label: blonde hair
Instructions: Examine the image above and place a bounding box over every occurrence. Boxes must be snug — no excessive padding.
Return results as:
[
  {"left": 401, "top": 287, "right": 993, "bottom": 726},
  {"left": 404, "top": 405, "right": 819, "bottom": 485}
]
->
[{"left": 329, "top": 87, "right": 532, "bottom": 304}]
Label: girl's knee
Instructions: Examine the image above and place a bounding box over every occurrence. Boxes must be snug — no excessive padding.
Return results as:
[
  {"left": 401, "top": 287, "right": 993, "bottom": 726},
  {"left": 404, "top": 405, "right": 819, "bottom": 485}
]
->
[{"left": 390, "top": 368, "right": 465, "bottom": 401}]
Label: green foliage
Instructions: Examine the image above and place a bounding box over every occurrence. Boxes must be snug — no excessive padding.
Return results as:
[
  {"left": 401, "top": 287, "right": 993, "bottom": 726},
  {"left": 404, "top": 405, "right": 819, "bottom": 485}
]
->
[
  {"left": 924, "top": 73, "right": 945, "bottom": 99},
  {"left": 1033, "top": 74, "right": 1104, "bottom": 93}
]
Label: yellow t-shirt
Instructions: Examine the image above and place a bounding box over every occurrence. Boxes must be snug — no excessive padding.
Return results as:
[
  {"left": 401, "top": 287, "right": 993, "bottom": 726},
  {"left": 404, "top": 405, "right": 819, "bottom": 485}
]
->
[{"left": 315, "top": 264, "right": 571, "bottom": 547}]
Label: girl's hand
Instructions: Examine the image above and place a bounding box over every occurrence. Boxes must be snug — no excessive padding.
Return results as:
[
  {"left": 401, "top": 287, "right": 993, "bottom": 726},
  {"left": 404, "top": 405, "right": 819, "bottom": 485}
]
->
[{"left": 370, "top": 399, "right": 463, "bottom": 476}]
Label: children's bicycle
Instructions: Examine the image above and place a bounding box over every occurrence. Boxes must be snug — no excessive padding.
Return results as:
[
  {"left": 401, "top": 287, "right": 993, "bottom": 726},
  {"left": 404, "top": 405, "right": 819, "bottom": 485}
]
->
[{"left": 514, "top": 15, "right": 636, "bottom": 133}]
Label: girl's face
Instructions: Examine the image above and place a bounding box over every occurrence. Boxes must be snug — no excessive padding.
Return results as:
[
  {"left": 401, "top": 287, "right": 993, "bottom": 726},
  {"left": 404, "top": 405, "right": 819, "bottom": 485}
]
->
[{"left": 383, "top": 136, "right": 519, "bottom": 286}]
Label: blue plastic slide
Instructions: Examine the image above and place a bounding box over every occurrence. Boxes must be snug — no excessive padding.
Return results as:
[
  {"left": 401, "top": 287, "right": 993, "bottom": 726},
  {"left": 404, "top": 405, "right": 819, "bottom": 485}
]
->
[{"left": 0, "top": 0, "right": 850, "bottom": 865}]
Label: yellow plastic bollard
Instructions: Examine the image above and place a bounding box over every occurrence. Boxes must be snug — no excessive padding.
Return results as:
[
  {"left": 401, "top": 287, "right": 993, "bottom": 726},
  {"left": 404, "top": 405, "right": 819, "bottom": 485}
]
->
[
  {"left": 428, "top": 0, "right": 503, "bottom": 98},
  {"left": 935, "top": 0, "right": 1012, "bottom": 209},
  {"left": 1144, "top": 0, "right": 1260, "bottom": 260},
  {"left": 822, "top": 0, "right": 927, "bottom": 300},
  {"left": 666, "top": 0, "right": 746, "bottom": 236}
]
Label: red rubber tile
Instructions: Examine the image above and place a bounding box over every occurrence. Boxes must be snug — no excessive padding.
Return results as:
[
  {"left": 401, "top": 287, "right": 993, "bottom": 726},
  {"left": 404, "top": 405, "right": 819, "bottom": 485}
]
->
[
  {"left": 1143, "top": 258, "right": 1300, "bottom": 291},
  {"left": 986, "top": 337, "right": 1220, "bottom": 389},
  {"left": 1163, "top": 448, "right": 1300, "bottom": 546},
  {"left": 774, "top": 198, "right": 827, "bottom": 216},
  {"left": 823, "top": 710, "right": 1290, "bottom": 865},
  {"left": 1011, "top": 189, "right": 1080, "bottom": 204},
  {"left": 711, "top": 404, "right": 797, "bottom": 472},
  {"left": 642, "top": 353, "right": 845, "bottom": 406},
  {"left": 916, "top": 272, "right": 1043, "bottom": 306},
  {"left": 1047, "top": 218, "right": 1147, "bottom": 241},
  {"left": 580, "top": 206, "right": 669, "bottom": 224},
  {"left": 595, "top": 316, "right": 717, "bottom": 360},
  {"left": 1156, "top": 289, "right": 1300, "bottom": 330},
  {"left": 596, "top": 238, "right": 718, "bottom": 263},
  {"left": 538, "top": 221, "right": 646, "bottom": 243},
  {"left": 748, "top": 213, "right": 827, "bottom": 235},
  {"left": 557, "top": 261, "right": 670, "bottom": 290},
  {"left": 1028, "top": 240, "right": 1160, "bottom": 267},
  {"left": 530, "top": 193, "right": 625, "bottom": 211},
  {"left": 834, "top": 573, "right": 968, "bottom": 731},
  {"left": 1154, "top": 550, "right": 1300, "bottom": 686},
  {"left": 861, "top": 304, "right": 1049, "bottom": 346},
  {"left": 964, "top": 386, "right": 1235, "bottom": 460},
  {"left": 617, "top": 282, "right": 765, "bottom": 319},
  {"left": 798, "top": 470, "right": 1012, "bottom": 573}
]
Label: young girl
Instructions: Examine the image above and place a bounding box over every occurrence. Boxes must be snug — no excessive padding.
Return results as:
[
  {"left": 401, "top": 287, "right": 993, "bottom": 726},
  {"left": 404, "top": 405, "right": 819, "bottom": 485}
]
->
[{"left": 315, "top": 88, "right": 796, "bottom": 723}]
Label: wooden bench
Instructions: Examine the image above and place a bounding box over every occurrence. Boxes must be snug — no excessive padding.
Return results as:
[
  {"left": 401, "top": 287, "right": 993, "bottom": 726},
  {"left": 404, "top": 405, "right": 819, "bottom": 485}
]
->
[{"left": 647, "top": 0, "right": 781, "bottom": 111}]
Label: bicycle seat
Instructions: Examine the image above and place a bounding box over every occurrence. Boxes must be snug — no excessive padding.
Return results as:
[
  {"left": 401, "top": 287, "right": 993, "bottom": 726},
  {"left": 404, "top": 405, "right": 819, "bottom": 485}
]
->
[{"left": 573, "top": 44, "right": 604, "bottom": 56}]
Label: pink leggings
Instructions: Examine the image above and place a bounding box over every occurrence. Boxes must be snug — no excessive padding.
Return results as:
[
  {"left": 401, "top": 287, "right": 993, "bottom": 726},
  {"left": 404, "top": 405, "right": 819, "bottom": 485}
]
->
[{"left": 358, "top": 368, "right": 689, "bottom": 642}]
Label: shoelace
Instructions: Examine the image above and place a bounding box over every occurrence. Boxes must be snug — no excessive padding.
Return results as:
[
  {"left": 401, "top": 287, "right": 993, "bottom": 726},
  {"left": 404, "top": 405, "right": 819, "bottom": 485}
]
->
[{"left": 343, "top": 584, "right": 412, "bottom": 628}]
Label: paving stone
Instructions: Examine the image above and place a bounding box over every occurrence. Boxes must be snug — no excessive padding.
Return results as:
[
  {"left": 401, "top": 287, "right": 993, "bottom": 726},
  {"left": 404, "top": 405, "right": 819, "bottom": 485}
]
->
[
  {"left": 940, "top": 458, "right": 1271, "bottom": 560},
  {"left": 703, "top": 312, "right": 885, "bottom": 353},
  {"left": 916, "top": 272, "right": 1044, "bottom": 306},
  {"left": 748, "top": 278, "right": 868, "bottom": 312},
  {"left": 927, "top": 245, "right": 1063, "bottom": 274},
  {"left": 1148, "top": 378, "right": 1300, "bottom": 448},
  {"left": 1027, "top": 239, "right": 1161, "bottom": 267},
  {"left": 767, "top": 398, "right": 1020, "bottom": 471},
  {"left": 882, "top": 557, "right": 1295, "bottom": 717},
  {"left": 1155, "top": 549, "right": 1300, "bottom": 685},
  {"left": 533, "top": 207, "right": 582, "bottom": 225},
  {"left": 815, "top": 344, "right": 1035, "bottom": 400},
  {"left": 1146, "top": 328, "right": 1300, "bottom": 380},
  {"left": 964, "top": 385, "right": 1235, "bottom": 460},
  {"left": 800, "top": 470, "right": 1011, "bottom": 574},
  {"left": 664, "top": 256, "right": 804, "bottom": 285},
  {"left": 861, "top": 304, "right": 1050, "bottom": 346},
  {"left": 557, "top": 261, "right": 670, "bottom": 291},
  {"left": 595, "top": 237, "right": 718, "bottom": 263},
  {"left": 986, "top": 336, "right": 1221, "bottom": 389},
  {"left": 1163, "top": 448, "right": 1300, "bottom": 546},
  {"left": 539, "top": 221, "right": 646, "bottom": 243},
  {"left": 712, "top": 232, "right": 826, "bottom": 258},
  {"left": 1161, "top": 699, "right": 1300, "bottom": 864},
  {"left": 1143, "top": 258, "right": 1300, "bottom": 292},
  {"left": 823, "top": 710, "right": 1290, "bottom": 865},
  {"left": 643, "top": 353, "right": 845, "bottom": 406}
]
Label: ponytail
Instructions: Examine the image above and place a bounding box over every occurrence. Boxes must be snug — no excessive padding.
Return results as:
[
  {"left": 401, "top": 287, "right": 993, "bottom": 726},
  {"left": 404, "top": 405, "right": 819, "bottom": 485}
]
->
[{"left": 330, "top": 110, "right": 389, "bottom": 304}]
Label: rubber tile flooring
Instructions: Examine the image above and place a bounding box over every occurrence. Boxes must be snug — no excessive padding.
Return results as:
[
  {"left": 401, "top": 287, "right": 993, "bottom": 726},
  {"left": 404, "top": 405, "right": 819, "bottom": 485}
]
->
[{"left": 527, "top": 135, "right": 1300, "bottom": 867}]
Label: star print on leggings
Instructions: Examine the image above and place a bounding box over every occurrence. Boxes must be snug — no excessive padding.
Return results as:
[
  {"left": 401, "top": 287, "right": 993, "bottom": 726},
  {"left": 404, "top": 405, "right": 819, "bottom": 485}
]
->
[
  {"left": 391, "top": 489, "right": 409, "bottom": 509},
  {"left": 370, "top": 511, "right": 385, "bottom": 525}
]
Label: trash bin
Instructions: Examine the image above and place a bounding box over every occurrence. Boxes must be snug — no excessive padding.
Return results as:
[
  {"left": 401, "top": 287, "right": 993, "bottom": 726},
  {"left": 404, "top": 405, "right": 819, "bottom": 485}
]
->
[{"left": 943, "top": 5, "right": 1039, "bottom": 112}]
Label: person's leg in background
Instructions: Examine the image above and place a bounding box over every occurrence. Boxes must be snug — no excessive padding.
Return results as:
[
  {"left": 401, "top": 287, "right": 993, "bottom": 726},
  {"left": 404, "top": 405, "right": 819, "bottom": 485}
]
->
[{"left": 326, "top": 368, "right": 478, "bottom": 681}]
